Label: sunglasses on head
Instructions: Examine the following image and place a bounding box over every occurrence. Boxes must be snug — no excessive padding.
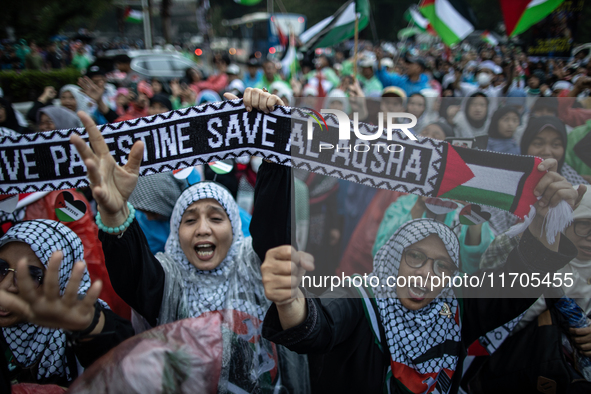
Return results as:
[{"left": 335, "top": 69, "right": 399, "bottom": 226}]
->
[{"left": 0, "top": 259, "right": 44, "bottom": 288}]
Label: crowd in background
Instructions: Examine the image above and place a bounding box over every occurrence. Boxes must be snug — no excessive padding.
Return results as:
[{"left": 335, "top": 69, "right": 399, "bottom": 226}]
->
[{"left": 0, "top": 33, "right": 591, "bottom": 393}]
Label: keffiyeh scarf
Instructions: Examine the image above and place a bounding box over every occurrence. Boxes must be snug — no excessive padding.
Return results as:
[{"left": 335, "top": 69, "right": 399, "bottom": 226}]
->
[
  {"left": 0, "top": 220, "right": 97, "bottom": 381},
  {"left": 372, "top": 219, "right": 462, "bottom": 394}
]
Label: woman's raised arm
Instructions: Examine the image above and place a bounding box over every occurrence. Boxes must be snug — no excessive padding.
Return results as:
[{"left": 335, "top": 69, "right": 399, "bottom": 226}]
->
[{"left": 70, "top": 111, "right": 145, "bottom": 231}]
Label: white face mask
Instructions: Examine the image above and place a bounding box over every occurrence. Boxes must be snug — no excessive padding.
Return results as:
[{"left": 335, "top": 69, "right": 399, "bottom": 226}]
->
[{"left": 477, "top": 72, "right": 493, "bottom": 87}]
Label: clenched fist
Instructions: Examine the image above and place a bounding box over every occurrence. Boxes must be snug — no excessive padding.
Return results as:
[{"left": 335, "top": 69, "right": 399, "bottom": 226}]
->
[{"left": 261, "top": 245, "right": 314, "bottom": 330}]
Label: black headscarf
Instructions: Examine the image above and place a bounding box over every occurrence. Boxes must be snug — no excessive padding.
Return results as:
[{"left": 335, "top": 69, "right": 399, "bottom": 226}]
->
[
  {"left": 0, "top": 97, "right": 23, "bottom": 133},
  {"left": 520, "top": 115, "right": 567, "bottom": 171},
  {"left": 487, "top": 106, "right": 521, "bottom": 139},
  {"left": 150, "top": 94, "right": 173, "bottom": 111},
  {"left": 531, "top": 97, "right": 558, "bottom": 116}
]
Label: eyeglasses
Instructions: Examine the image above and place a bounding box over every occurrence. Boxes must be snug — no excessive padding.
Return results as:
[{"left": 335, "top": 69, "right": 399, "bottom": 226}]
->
[
  {"left": 0, "top": 259, "right": 44, "bottom": 288},
  {"left": 574, "top": 221, "right": 591, "bottom": 238},
  {"left": 403, "top": 249, "right": 457, "bottom": 278}
]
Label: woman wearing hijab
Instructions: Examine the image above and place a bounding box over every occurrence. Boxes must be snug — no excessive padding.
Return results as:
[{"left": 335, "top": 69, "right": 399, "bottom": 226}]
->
[
  {"left": 482, "top": 185, "right": 591, "bottom": 332},
  {"left": 59, "top": 85, "right": 96, "bottom": 116},
  {"left": 0, "top": 97, "right": 31, "bottom": 134},
  {"left": 70, "top": 89, "right": 308, "bottom": 392},
  {"left": 0, "top": 220, "right": 133, "bottom": 386},
  {"left": 406, "top": 93, "right": 427, "bottom": 134},
  {"left": 452, "top": 92, "right": 491, "bottom": 138},
  {"left": 521, "top": 115, "right": 589, "bottom": 186},
  {"left": 261, "top": 160, "right": 582, "bottom": 394},
  {"left": 473, "top": 186, "right": 591, "bottom": 392},
  {"left": 37, "top": 106, "right": 82, "bottom": 132},
  {"left": 486, "top": 106, "right": 521, "bottom": 155}
]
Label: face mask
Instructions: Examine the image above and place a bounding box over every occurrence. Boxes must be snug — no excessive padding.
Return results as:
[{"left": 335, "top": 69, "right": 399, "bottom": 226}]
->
[{"left": 477, "top": 72, "right": 493, "bottom": 87}]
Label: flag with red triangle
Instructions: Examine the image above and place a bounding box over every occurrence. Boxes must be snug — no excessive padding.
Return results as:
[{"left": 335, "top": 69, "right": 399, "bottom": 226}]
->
[
  {"left": 436, "top": 144, "right": 544, "bottom": 219},
  {"left": 500, "top": 0, "right": 565, "bottom": 37}
]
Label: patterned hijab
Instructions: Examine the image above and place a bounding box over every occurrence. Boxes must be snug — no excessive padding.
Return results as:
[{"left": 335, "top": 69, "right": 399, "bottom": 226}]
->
[
  {"left": 0, "top": 220, "right": 94, "bottom": 381},
  {"left": 372, "top": 219, "right": 462, "bottom": 394},
  {"left": 162, "top": 182, "right": 266, "bottom": 321}
]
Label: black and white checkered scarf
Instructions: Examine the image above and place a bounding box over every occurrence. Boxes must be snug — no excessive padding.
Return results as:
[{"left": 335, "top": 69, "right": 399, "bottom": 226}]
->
[
  {"left": 372, "top": 218, "right": 462, "bottom": 393},
  {"left": 0, "top": 220, "right": 95, "bottom": 381}
]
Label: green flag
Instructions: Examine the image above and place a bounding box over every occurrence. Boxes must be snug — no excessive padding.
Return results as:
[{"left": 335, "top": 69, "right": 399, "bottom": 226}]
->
[{"left": 300, "top": 0, "right": 370, "bottom": 51}]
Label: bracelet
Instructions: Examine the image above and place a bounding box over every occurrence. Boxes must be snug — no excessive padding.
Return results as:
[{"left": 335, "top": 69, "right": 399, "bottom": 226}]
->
[
  {"left": 66, "top": 301, "right": 103, "bottom": 346},
  {"left": 96, "top": 202, "right": 135, "bottom": 234}
]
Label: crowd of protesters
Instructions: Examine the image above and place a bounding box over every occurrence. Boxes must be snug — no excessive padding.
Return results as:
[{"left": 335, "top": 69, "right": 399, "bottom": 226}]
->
[{"left": 0, "top": 33, "right": 591, "bottom": 393}]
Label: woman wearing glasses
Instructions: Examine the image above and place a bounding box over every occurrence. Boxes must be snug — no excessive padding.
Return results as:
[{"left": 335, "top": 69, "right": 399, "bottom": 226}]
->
[
  {"left": 0, "top": 220, "right": 133, "bottom": 387},
  {"left": 260, "top": 159, "right": 585, "bottom": 394}
]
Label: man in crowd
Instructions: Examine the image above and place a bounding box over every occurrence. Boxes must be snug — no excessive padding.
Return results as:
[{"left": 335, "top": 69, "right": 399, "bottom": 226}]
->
[{"left": 376, "top": 51, "right": 430, "bottom": 95}]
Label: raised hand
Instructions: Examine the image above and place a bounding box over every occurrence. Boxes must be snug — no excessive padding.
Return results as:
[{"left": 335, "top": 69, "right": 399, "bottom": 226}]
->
[
  {"left": 39, "top": 86, "right": 57, "bottom": 104},
  {"left": 0, "top": 251, "right": 103, "bottom": 332},
  {"left": 70, "top": 112, "right": 144, "bottom": 229},
  {"left": 223, "top": 88, "right": 285, "bottom": 113},
  {"left": 78, "top": 76, "right": 104, "bottom": 104},
  {"left": 529, "top": 158, "right": 587, "bottom": 249},
  {"left": 533, "top": 159, "right": 585, "bottom": 215},
  {"left": 261, "top": 245, "right": 314, "bottom": 330}
]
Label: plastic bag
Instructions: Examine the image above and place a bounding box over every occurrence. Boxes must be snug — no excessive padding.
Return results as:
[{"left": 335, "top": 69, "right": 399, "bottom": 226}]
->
[{"left": 68, "top": 315, "right": 223, "bottom": 393}]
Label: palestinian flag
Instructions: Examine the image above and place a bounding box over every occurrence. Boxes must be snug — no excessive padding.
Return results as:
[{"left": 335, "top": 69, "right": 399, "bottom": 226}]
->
[
  {"left": 272, "top": 19, "right": 288, "bottom": 48},
  {"left": 0, "top": 192, "right": 49, "bottom": 214},
  {"left": 419, "top": 0, "right": 476, "bottom": 46},
  {"left": 299, "top": 0, "right": 369, "bottom": 52},
  {"left": 209, "top": 161, "right": 233, "bottom": 175},
  {"left": 435, "top": 145, "right": 544, "bottom": 218},
  {"left": 500, "top": 0, "right": 564, "bottom": 37},
  {"left": 54, "top": 191, "right": 86, "bottom": 222},
  {"left": 404, "top": 5, "right": 433, "bottom": 33},
  {"left": 124, "top": 8, "right": 143, "bottom": 24},
  {"left": 481, "top": 30, "right": 498, "bottom": 46},
  {"left": 281, "top": 32, "right": 299, "bottom": 79}
]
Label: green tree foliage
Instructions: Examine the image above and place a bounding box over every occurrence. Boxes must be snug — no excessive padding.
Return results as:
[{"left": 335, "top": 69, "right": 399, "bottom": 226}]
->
[
  {"left": 0, "top": 68, "right": 81, "bottom": 102},
  {"left": 1, "top": 0, "right": 112, "bottom": 43}
]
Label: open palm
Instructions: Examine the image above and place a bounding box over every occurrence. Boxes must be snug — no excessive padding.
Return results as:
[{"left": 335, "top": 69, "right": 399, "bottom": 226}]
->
[
  {"left": 70, "top": 112, "right": 144, "bottom": 222},
  {"left": 0, "top": 252, "right": 102, "bottom": 331}
]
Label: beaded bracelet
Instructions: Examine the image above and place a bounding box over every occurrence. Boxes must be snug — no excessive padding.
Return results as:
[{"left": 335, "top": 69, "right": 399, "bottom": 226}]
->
[{"left": 96, "top": 202, "right": 136, "bottom": 235}]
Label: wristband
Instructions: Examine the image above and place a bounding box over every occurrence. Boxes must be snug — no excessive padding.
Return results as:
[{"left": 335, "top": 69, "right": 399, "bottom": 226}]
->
[
  {"left": 66, "top": 301, "right": 102, "bottom": 346},
  {"left": 96, "top": 202, "right": 135, "bottom": 234}
]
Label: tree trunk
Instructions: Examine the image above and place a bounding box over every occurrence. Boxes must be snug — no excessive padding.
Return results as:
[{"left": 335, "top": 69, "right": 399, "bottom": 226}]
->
[
  {"left": 148, "top": 0, "right": 155, "bottom": 45},
  {"left": 117, "top": 7, "right": 125, "bottom": 38},
  {"left": 161, "top": 0, "right": 172, "bottom": 44}
]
